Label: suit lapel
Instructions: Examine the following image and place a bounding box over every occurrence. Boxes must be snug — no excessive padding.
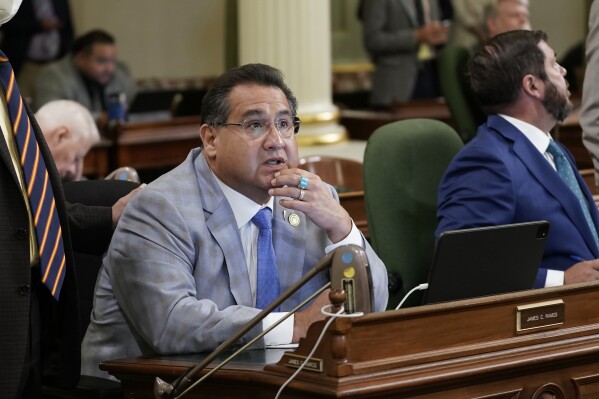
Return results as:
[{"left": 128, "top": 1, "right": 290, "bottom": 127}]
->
[
  {"left": 489, "top": 116, "right": 599, "bottom": 256},
  {"left": 272, "top": 202, "right": 306, "bottom": 308},
  {"left": 195, "top": 154, "right": 253, "bottom": 307}
]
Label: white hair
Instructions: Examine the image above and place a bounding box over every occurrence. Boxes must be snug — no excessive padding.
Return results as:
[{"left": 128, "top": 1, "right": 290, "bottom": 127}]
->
[{"left": 35, "top": 100, "right": 100, "bottom": 143}]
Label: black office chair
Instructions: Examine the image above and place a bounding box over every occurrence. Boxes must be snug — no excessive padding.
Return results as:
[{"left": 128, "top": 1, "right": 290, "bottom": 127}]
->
[{"left": 43, "top": 180, "right": 140, "bottom": 399}]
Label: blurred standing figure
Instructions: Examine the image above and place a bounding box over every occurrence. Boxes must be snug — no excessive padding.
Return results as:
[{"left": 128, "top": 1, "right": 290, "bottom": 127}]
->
[
  {"left": 582, "top": 0, "right": 599, "bottom": 188},
  {"left": 32, "top": 29, "right": 136, "bottom": 122},
  {"left": 362, "top": 0, "right": 448, "bottom": 108},
  {"left": 448, "top": 0, "right": 494, "bottom": 50},
  {"left": 485, "top": 0, "right": 531, "bottom": 38},
  {"left": 35, "top": 100, "right": 100, "bottom": 182},
  {"left": 0, "top": 0, "right": 73, "bottom": 98}
]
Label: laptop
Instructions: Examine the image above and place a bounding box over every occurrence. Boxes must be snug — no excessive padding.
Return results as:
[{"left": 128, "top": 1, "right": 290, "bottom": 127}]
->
[
  {"left": 128, "top": 89, "right": 179, "bottom": 114},
  {"left": 422, "top": 221, "right": 549, "bottom": 305}
]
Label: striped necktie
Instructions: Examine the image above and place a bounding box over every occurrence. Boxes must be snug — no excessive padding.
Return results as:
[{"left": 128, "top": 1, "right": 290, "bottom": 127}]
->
[
  {"left": 252, "top": 207, "right": 280, "bottom": 311},
  {"left": 0, "top": 51, "right": 66, "bottom": 299},
  {"left": 547, "top": 139, "right": 599, "bottom": 251}
]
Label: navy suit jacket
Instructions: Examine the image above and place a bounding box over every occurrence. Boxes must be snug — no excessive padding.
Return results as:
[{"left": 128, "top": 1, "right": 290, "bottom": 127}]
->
[
  {"left": 0, "top": 101, "right": 111, "bottom": 396},
  {"left": 436, "top": 114, "right": 599, "bottom": 288}
]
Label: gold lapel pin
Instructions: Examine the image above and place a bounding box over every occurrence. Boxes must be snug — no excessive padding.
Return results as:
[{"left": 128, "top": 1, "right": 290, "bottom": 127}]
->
[{"left": 288, "top": 213, "right": 300, "bottom": 227}]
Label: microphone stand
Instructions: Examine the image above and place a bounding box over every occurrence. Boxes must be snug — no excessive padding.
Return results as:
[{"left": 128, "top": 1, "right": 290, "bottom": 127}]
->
[{"left": 154, "top": 249, "right": 340, "bottom": 399}]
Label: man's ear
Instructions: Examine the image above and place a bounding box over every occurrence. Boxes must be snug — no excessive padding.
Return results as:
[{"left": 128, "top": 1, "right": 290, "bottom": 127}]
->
[
  {"left": 48, "top": 125, "right": 69, "bottom": 145},
  {"left": 199, "top": 124, "right": 217, "bottom": 158},
  {"left": 522, "top": 74, "right": 543, "bottom": 99}
]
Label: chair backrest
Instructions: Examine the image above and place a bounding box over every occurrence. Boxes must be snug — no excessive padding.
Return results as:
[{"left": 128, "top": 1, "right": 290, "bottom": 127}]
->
[
  {"left": 363, "top": 119, "right": 463, "bottom": 309},
  {"left": 299, "top": 155, "right": 363, "bottom": 192},
  {"left": 437, "top": 44, "right": 486, "bottom": 143},
  {"left": 62, "top": 179, "right": 140, "bottom": 340}
]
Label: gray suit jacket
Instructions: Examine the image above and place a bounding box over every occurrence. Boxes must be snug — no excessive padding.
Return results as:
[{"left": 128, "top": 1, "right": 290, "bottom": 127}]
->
[
  {"left": 81, "top": 149, "right": 388, "bottom": 379},
  {"left": 31, "top": 55, "right": 136, "bottom": 115},
  {"left": 362, "top": 0, "right": 442, "bottom": 105},
  {"left": 582, "top": 0, "right": 599, "bottom": 185}
]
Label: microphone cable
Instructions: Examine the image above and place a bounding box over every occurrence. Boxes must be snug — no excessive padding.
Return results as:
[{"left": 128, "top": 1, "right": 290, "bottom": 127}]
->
[
  {"left": 394, "top": 283, "right": 429, "bottom": 310},
  {"left": 274, "top": 305, "right": 364, "bottom": 399}
]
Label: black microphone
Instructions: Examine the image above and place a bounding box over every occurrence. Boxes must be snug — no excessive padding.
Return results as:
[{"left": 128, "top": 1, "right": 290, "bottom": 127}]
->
[{"left": 153, "top": 244, "right": 371, "bottom": 399}]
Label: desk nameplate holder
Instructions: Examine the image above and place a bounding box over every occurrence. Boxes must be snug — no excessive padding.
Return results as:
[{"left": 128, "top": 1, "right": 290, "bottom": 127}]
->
[
  {"left": 283, "top": 353, "right": 324, "bottom": 373},
  {"left": 516, "top": 299, "right": 565, "bottom": 334}
]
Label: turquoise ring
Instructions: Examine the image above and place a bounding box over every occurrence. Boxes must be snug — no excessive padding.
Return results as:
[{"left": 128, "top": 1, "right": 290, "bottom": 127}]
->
[{"left": 298, "top": 176, "right": 309, "bottom": 190}]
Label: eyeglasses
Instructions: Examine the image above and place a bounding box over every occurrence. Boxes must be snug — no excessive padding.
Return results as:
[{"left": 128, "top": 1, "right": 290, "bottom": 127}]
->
[{"left": 216, "top": 116, "right": 301, "bottom": 139}]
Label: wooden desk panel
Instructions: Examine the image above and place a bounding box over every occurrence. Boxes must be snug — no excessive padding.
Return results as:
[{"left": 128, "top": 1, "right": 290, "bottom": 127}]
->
[
  {"left": 83, "top": 139, "right": 112, "bottom": 178},
  {"left": 340, "top": 191, "right": 367, "bottom": 237},
  {"left": 103, "top": 281, "right": 599, "bottom": 398},
  {"left": 116, "top": 123, "right": 201, "bottom": 171},
  {"left": 340, "top": 100, "right": 453, "bottom": 141}
]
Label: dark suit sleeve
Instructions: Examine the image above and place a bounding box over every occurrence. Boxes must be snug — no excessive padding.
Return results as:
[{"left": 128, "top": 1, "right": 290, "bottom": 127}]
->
[{"left": 66, "top": 202, "right": 112, "bottom": 255}]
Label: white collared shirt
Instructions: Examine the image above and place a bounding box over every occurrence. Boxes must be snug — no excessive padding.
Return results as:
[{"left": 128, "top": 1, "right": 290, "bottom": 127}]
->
[{"left": 212, "top": 171, "right": 364, "bottom": 345}]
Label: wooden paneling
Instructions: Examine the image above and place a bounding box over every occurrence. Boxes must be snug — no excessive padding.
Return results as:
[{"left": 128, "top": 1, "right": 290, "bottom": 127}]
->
[{"left": 102, "top": 281, "right": 599, "bottom": 398}]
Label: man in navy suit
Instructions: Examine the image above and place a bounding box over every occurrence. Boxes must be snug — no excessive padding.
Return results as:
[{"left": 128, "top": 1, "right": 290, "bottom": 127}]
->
[{"left": 436, "top": 30, "right": 599, "bottom": 288}]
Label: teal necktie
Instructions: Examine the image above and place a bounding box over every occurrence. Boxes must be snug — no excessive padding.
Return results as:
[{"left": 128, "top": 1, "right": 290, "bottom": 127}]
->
[
  {"left": 252, "top": 207, "right": 280, "bottom": 310},
  {"left": 547, "top": 140, "right": 599, "bottom": 251}
]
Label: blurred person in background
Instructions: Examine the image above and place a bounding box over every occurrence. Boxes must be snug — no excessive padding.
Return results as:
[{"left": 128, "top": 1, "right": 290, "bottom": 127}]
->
[
  {"left": 361, "top": 0, "right": 449, "bottom": 108},
  {"left": 35, "top": 100, "right": 99, "bottom": 183},
  {"left": 0, "top": 0, "right": 73, "bottom": 98},
  {"left": 32, "top": 29, "right": 136, "bottom": 124},
  {"left": 485, "top": 0, "right": 531, "bottom": 38}
]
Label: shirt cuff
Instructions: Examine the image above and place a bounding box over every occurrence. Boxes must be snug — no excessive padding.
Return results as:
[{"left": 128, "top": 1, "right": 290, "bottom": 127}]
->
[
  {"left": 262, "top": 312, "right": 294, "bottom": 346},
  {"left": 324, "top": 221, "right": 363, "bottom": 253},
  {"left": 545, "top": 269, "right": 565, "bottom": 287}
]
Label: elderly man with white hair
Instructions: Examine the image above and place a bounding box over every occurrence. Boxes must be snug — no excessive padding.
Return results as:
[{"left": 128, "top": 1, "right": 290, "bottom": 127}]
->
[
  {"left": 35, "top": 100, "right": 100, "bottom": 182},
  {"left": 36, "top": 99, "right": 139, "bottom": 182},
  {"left": 485, "top": 0, "right": 531, "bottom": 38}
]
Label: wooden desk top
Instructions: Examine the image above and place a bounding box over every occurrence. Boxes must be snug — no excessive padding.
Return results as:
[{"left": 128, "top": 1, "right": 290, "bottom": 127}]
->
[{"left": 102, "top": 281, "right": 599, "bottom": 399}]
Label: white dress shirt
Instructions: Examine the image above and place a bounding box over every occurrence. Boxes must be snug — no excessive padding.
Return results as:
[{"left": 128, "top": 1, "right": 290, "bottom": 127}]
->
[{"left": 213, "top": 172, "right": 364, "bottom": 345}]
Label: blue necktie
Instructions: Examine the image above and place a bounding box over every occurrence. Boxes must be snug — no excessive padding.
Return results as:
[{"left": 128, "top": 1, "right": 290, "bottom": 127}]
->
[
  {"left": 252, "top": 208, "right": 280, "bottom": 310},
  {"left": 547, "top": 140, "right": 599, "bottom": 251},
  {"left": 0, "top": 51, "right": 66, "bottom": 299}
]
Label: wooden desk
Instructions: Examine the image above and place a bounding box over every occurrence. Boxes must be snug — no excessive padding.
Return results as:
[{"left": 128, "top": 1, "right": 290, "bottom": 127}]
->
[
  {"left": 340, "top": 100, "right": 453, "bottom": 141},
  {"left": 83, "top": 138, "right": 112, "bottom": 179},
  {"left": 114, "top": 116, "right": 202, "bottom": 172},
  {"left": 340, "top": 191, "right": 367, "bottom": 237},
  {"left": 103, "top": 281, "right": 599, "bottom": 398}
]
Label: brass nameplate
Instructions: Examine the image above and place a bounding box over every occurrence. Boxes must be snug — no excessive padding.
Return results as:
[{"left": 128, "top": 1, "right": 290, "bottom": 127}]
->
[
  {"left": 283, "top": 353, "right": 323, "bottom": 373},
  {"left": 516, "top": 299, "right": 565, "bottom": 333}
]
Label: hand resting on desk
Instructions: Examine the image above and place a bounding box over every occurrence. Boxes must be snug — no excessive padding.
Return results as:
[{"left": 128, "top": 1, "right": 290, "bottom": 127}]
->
[{"left": 564, "top": 259, "right": 599, "bottom": 284}]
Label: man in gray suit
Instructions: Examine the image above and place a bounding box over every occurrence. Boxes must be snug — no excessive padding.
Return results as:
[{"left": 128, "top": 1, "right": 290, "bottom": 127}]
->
[
  {"left": 362, "top": 0, "right": 448, "bottom": 107},
  {"left": 32, "top": 29, "right": 136, "bottom": 122},
  {"left": 582, "top": 0, "right": 599, "bottom": 188},
  {"left": 81, "top": 63, "right": 388, "bottom": 379}
]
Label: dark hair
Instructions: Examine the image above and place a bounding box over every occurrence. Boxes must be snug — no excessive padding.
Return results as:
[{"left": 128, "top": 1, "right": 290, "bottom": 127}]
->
[
  {"left": 467, "top": 30, "right": 548, "bottom": 114},
  {"left": 71, "top": 29, "right": 115, "bottom": 55},
  {"left": 201, "top": 63, "right": 298, "bottom": 126}
]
